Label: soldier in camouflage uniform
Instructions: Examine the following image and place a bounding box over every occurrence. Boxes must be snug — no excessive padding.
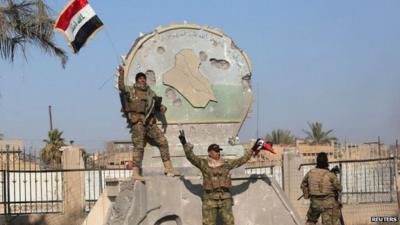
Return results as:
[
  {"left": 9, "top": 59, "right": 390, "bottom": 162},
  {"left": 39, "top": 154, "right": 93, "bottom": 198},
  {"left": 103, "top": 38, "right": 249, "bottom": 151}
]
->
[
  {"left": 301, "top": 152, "right": 342, "bottom": 225},
  {"left": 178, "top": 130, "right": 257, "bottom": 225},
  {"left": 118, "top": 66, "right": 180, "bottom": 181}
]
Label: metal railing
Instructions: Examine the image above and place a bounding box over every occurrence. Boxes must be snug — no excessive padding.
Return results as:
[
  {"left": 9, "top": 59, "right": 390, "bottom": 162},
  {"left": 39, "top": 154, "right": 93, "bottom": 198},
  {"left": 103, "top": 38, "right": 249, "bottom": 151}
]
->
[
  {"left": 245, "top": 159, "right": 283, "bottom": 188},
  {"left": 0, "top": 146, "right": 132, "bottom": 215},
  {"left": 299, "top": 157, "right": 397, "bottom": 204},
  {"left": 0, "top": 145, "right": 63, "bottom": 215},
  {"left": 84, "top": 168, "right": 131, "bottom": 211}
]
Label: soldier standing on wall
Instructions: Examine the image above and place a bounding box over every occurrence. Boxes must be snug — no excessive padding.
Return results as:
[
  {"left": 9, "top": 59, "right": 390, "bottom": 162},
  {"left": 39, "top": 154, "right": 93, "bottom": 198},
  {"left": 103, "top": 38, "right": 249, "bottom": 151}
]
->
[
  {"left": 300, "top": 152, "right": 342, "bottom": 225},
  {"left": 178, "top": 130, "right": 265, "bottom": 225},
  {"left": 118, "top": 65, "right": 180, "bottom": 181}
]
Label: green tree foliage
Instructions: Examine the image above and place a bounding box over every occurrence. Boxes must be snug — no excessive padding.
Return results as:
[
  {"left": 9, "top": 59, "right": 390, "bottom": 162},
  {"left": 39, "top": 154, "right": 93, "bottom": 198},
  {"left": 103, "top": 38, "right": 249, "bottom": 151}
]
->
[
  {"left": 40, "top": 129, "right": 65, "bottom": 168},
  {"left": 302, "top": 122, "right": 336, "bottom": 145},
  {"left": 265, "top": 129, "right": 295, "bottom": 145},
  {"left": 0, "top": 0, "right": 67, "bottom": 67},
  {"left": 0, "top": 133, "right": 3, "bottom": 140}
]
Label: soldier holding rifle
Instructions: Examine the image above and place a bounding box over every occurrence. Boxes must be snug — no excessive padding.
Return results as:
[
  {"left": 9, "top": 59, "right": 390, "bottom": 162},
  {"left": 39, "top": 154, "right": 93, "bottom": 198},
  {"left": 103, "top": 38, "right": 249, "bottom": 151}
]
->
[
  {"left": 117, "top": 65, "right": 180, "bottom": 181},
  {"left": 300, "top": 152, "right": 343, "bottom": 225}
]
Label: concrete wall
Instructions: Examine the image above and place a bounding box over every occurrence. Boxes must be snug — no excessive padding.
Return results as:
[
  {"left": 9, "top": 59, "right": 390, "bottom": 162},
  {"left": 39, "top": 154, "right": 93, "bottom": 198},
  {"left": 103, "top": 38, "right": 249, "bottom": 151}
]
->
[
  {"left": 103, "top": 173, "right": 303, "bottom": 225},
  {"left": 81, "top": 191, "right": 112, "bottom": 225}
]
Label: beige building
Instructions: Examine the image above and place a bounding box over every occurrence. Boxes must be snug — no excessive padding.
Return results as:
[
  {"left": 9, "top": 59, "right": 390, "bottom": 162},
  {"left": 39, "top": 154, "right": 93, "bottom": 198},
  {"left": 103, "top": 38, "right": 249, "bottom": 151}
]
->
[
  {"left": 0, "top": 139, "right": 23, "bottom": 151},
  {"left": 0, "top": 139, "right": 23, "bottom": 169},
  {"left": 98, "top": 140, "right": 134, "bottom": 168},
  {"left": 0, "top": 139, "right": 43, "bottom": 170},
  {"left": 336, "top": 142, "right": 392, "bottom": 160},
  {"left": 295, "top": 139, "right": 336, "bottom": 163}
]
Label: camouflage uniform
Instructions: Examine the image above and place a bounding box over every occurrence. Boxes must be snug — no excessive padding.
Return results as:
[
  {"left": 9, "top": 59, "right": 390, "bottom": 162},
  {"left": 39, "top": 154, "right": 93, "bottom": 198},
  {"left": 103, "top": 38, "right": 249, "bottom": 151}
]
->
[
  {"left": 301, "top": 168, "right": 342, "bottom": 225},
  {"left": 119, "top": 77, "right": 170, "bottom": 168},
  {"left": 183, "top": 143, "right": 253, "bottom": 225}
]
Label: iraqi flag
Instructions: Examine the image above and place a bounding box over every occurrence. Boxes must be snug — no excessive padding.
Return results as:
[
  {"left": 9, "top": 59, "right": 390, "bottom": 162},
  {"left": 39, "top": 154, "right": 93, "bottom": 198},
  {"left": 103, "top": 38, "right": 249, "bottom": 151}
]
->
[{"left": 55, "top": 0, "right": 103, "bottom": 53}]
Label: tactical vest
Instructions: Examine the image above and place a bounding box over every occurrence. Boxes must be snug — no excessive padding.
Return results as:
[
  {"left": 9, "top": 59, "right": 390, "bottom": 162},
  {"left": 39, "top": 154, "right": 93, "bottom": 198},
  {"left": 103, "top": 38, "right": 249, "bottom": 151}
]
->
[
  {"left": 125, "top": 86, "right": 148, "bottom": 113},
  {"left": 307, "top": 168, "right": 335, "bottom": 196},
  {"left": 203, "top": 165, "right": 232, "bottom": 191}
]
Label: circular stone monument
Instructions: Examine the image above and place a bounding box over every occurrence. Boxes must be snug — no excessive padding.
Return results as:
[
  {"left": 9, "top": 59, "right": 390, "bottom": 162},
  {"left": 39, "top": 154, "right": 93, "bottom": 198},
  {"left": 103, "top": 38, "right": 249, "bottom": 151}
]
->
[{"left": 120, "top": 23, "right": 254, "bottom": 166}]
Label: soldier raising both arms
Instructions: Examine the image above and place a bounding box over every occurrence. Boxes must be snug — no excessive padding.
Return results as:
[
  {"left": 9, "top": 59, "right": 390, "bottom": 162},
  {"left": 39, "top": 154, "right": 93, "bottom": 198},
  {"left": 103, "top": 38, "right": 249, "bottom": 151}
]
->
[
  {"left": 117, "top": 65, "right": 180, "bottom": 181},
  {"left": 178, "top": 130, "right": 268, "bottom": 225},
  {"left": 301, "top": 152, "right": 342, "bottom": 225}
]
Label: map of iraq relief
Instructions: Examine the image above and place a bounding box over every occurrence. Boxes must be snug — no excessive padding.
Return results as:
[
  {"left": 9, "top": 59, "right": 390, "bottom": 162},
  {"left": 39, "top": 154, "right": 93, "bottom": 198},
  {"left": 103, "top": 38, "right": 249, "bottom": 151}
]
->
[{"left": 163, "top": 49, "right": 217, "bottom": 108}]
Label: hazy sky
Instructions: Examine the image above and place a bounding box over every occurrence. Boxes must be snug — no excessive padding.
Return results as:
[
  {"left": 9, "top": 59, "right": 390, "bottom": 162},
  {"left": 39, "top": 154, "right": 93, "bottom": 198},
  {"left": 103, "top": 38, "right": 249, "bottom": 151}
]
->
[{"left": 1, "top": 1, "right": 399, "bottom": 152}]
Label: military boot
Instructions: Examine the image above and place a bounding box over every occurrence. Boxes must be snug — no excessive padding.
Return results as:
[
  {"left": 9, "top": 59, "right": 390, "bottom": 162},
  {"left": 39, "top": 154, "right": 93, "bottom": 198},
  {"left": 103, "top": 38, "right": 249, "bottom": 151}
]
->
[
  {"left": 163, "top": 160, "right": 181, "bottom": 177},
  {"left": 131, "top": 166, "right": 145, "bottom": 181}
]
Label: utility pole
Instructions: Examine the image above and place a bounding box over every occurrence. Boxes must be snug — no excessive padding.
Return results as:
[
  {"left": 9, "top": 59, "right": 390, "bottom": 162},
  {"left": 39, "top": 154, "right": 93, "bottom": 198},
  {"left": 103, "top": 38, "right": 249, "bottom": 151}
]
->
[
  {"left": 256, "top": 83, "right": 259, "bottom": 138},
  {"left": 378, "top": 136, "right": 381, "bottom": 157},
  {"left": 395, "top": 139, "right": 399, "bottom": 211},
  {"left": 48, "top": 105, "right": 53, "bottom": 131}
]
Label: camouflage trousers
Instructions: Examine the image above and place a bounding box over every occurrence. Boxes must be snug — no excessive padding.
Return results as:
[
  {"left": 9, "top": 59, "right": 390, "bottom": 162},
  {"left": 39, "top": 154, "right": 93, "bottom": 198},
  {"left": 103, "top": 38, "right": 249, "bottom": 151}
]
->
[
  {"left": 202, "top": 194, "right": 234, "bottom": 225},
  {"left": 130, "top": 121, "right": 170, "bottom": 167},
  {"left": 306, "top": 196, "right": 341, "bottom": 225}
]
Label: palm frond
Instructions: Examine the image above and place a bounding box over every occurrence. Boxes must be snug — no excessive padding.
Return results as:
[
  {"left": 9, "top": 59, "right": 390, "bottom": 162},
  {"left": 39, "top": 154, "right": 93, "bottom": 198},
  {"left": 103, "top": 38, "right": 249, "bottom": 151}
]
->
[
  {"left": 0, "top": 0, "right": 67, "bottom": 67},
  {"left": 302, "top": 121, "right": 335, "bottom": 145},
  {"left": 266, "top": 129, "right": 296, "bottom": 145}
]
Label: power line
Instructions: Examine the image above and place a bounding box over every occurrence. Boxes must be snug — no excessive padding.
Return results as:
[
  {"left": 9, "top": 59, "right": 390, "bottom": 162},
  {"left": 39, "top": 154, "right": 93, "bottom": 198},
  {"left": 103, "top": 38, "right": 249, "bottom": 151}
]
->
[{"left": 256, "top": 82, "right": 259, "bottom": 138}]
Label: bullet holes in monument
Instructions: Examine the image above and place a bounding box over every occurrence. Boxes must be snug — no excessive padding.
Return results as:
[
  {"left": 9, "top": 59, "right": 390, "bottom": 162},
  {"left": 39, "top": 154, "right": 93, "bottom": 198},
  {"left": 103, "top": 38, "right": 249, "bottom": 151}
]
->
[
  {"left": 241, "top": 73, "right": 252, "bottom": 91},
  {"left": 209, "top": 58, "right": 230, "bottom": 70},
  {"left": 157, "top": 46, "right": 165, "bottom": 54},
  {"left": 165, "top": 87, "right": 182, "bottom": 107},
  {"left": 145, "top": 70, "right": 156, "bottom": 86},
  {"left": 199, "top": 51, "right": 208, "bottom": 62}
]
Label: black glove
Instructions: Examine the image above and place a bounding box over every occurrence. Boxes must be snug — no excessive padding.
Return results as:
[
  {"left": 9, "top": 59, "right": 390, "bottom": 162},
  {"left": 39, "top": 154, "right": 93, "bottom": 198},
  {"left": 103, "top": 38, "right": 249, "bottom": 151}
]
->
[
  {"left": 252, "top": 138, "right": 263, "bottom": 151},
  {"left": 179, "top": 130, "right": 187, "bottom": 145}
]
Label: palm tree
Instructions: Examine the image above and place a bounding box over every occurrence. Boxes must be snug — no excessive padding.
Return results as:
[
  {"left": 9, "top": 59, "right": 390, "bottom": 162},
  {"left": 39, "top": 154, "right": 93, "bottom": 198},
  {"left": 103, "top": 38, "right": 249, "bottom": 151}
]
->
[
  {"left": 0, "top": 133, "right": 3, "bottom": 140},
  {"left": 40, "top": 129, "right": 65, "bottom": 168},
  {"left": 302, "top": 122, "right": 336, "bottom": 145},
  {"left": 265, "top": 129, "right": 295, "bottom": 145},
  {"left": 0, "top": 0, "right": 67, "bottom": 67}
]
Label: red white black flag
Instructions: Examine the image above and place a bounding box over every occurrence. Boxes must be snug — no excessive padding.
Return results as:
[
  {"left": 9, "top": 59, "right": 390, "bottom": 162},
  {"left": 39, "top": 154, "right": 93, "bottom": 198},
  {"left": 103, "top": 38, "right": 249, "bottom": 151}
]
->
[{"left": 55, "top": 0, "right": 103, "bottom": 53}]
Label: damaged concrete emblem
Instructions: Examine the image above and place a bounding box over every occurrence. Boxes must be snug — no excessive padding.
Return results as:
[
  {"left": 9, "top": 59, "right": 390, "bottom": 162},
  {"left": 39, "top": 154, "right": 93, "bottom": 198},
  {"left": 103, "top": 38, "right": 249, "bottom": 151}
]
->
[
  {"left": 163, "top": 49, "right": 217, "bottom": 108},
  {"left": 122, "top": 23, "right": 253, "bottom": 124}
]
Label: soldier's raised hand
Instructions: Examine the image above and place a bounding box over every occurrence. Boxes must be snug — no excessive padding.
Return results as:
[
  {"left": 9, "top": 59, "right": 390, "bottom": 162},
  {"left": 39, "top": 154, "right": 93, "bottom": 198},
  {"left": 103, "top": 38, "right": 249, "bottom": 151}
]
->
[
  {"left": 252, "top": 139, "right": 276, "bottom": 155},
  {"left": 252, "top": 138, "right": 263, "bottom": 151},
  {"left": 178, "top": 130, "right": 187, "bottom": 145}
]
